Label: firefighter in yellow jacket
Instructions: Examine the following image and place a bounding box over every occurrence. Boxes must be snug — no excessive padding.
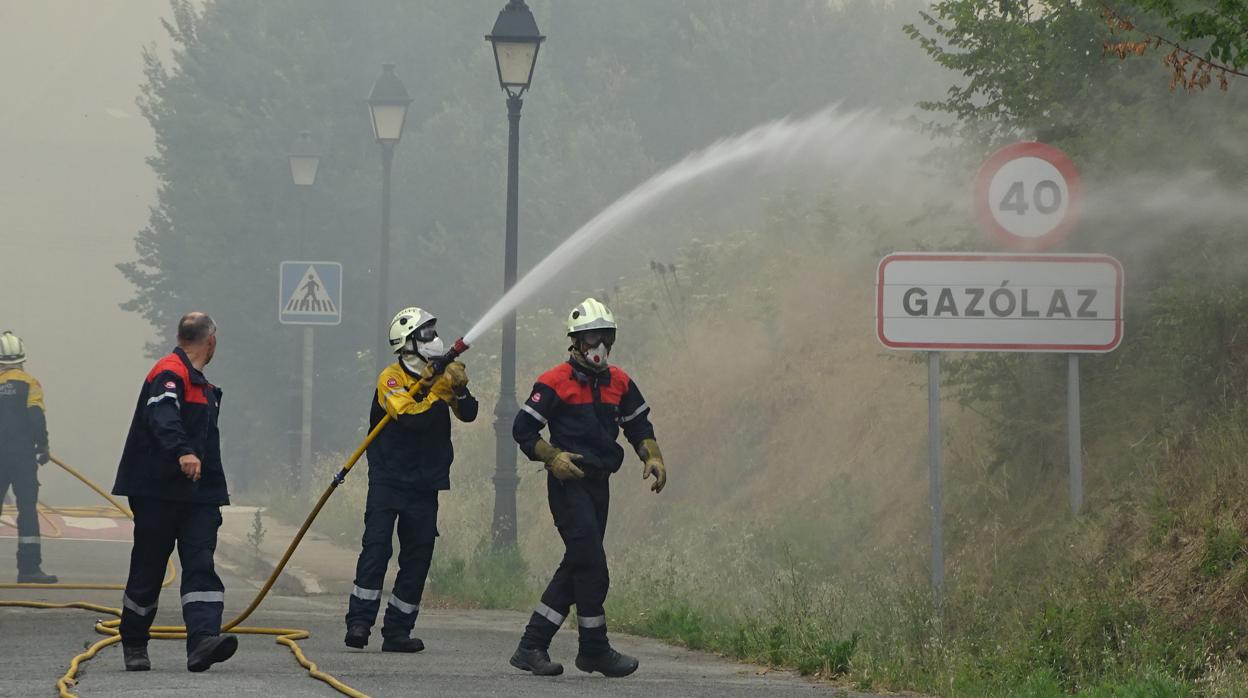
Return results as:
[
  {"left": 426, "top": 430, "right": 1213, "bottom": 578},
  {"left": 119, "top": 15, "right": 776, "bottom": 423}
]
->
[
  {"left": 344, "top": 307, "right": 478, "bottom": 652},
  {"left": 0, "top": 331, "right": 57, "bottom": 584}
]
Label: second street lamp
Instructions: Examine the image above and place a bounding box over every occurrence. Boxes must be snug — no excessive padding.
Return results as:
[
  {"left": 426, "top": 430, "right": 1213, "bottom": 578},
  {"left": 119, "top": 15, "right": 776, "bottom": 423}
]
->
[
  {"left": 366, "top": 63, "right": 412, "bottom": 371},
  {"left": 288, "top": 130, "right": 321, "bottom": 490},
  {"left": 486, "top": 0, "right": 545, "bottom": 550}
]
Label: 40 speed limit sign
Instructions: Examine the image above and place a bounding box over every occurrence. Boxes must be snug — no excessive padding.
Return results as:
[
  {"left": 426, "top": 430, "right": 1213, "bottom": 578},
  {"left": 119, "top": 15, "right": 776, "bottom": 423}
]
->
[{"left": 974, "top": 141, "right": 1082, "bottom": 251}]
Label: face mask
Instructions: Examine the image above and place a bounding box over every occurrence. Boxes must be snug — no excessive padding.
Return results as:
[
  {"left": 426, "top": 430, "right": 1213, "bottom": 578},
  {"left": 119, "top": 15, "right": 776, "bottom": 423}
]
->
[
  {"left": 416, "top": 336, "right": 445, "bottom": 361},
  {"left": 583, "top": 342, "right": 610, "bottom": 369}
]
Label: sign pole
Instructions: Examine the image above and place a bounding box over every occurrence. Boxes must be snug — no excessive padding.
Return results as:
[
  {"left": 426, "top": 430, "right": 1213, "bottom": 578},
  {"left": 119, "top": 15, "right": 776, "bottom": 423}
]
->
[
  {"left": 927, "top": 351, "right": 944, "bottom": 610},
  {"left": 1067, "top": 353, "right": 1083, "bottom": 515},
  {"left": 299, "top": 325, "right": 314, "bottom": 489}
]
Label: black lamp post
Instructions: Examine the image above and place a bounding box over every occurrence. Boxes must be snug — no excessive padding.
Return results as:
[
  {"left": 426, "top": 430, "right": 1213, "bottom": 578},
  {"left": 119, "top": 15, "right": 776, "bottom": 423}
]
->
[
  {"left": 366, "top": 64, "right": 412, "bottom": 371},
  {"left": 288, "top": 130, "right": 321, "bottom": 490},
  {"left": 486, "top": 0, "right": 544, "bottom": 549}
]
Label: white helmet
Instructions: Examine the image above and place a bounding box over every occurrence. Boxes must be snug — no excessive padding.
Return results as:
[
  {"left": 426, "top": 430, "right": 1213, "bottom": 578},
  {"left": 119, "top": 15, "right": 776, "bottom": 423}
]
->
[
  {"left": 566, "top": 298, "right": 616, "bottom": 336},
  {"left": 0, "top": 331, "right": 26, "bottom": 366},
  {"left": 388, "top": 307, "right": 437, "bottom": 355}
]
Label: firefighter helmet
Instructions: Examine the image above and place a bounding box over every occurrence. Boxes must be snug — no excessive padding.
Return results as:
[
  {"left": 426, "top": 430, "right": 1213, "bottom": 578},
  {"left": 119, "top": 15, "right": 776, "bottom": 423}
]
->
[
  {"left": 388, "top": 307, "right": 437, "bottom": 354},
  {"left": 566, "top": 298, "right": 616, "bottom": 336},
  {"left": 0, "top": 331, "right": 26, "bottom": 366}
]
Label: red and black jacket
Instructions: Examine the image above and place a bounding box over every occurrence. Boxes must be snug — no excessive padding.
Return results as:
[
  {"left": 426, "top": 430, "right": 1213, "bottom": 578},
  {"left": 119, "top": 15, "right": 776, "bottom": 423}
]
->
[
  {"left": 112, "top": 347, "right": 228, "bottom": 505},
  {"left": 513, "top": 360, "right": 655, "bottom": 475}
]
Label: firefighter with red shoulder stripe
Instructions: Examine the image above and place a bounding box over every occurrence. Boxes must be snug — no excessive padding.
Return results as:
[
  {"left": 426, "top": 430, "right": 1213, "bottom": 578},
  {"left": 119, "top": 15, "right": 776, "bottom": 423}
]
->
[
  {"left": 344, "top": 306, "right": 478, "bottom": 653},
  {"left": 0, "top": 330, "right": 57, "bottom": 584},
  {"left": 509, "top": 298, "right": 667, "bottom": 678},
  {"left": 112, "top": 312, "right": 238, "bottom": 673}
]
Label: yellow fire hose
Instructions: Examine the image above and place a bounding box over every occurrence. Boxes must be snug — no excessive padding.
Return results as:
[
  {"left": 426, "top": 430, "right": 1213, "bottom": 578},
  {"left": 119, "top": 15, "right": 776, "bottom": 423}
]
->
[{"left": 1, "top": 411, "right": 399, "bottom": 697}]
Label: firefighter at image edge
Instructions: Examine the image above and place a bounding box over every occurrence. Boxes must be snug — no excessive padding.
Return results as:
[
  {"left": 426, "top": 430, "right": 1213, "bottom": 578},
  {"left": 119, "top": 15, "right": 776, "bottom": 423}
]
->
[
  {"left": 509, "top": 297, "right": 668, "bottom": 678},
  {"left": 0, "top": 330, "right": 58, "bottom": 584},
  {"left": 344, "top": 306, "right": 478, "bottom": 653},
  {"left": 111, "top": 312, "right": 238, "bottom": 674}
]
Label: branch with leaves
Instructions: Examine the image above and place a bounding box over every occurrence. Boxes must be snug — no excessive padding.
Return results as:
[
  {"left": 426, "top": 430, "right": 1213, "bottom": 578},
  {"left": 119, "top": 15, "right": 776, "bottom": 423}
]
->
[{"left": 1102, "top": 1, "right": 1248, "bottom": 90}]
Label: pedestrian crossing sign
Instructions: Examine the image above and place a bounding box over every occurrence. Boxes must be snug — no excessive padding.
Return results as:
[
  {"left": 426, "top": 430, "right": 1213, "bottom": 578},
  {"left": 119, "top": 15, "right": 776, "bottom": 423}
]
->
[{"left": 279, "top": 261, "right": 343, "bottom": 325}]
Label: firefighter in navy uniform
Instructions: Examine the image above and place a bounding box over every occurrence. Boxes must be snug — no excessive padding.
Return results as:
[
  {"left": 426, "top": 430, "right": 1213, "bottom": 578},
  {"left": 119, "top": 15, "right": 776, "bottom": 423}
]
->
[
  {"left": 112, "top": 313, "right": 237, "bottom": 673},
  {"left": 0, "top": 331, "right": 57, "bottom": 584},
  {"left": 344, "top": 307, "right": 478, "bottom": 652},
  {"left": 509, "top": 298, "right": 668, "bottom": 678}
]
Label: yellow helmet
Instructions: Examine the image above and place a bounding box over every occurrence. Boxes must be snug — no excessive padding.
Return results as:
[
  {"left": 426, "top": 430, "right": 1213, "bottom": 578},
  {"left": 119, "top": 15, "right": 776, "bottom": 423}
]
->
[
  {"left": 566, "top": 298, "right": 616, "bottom": 336},
  {"left": 0, "top": 331, "right": 26, "bottom": 366}
]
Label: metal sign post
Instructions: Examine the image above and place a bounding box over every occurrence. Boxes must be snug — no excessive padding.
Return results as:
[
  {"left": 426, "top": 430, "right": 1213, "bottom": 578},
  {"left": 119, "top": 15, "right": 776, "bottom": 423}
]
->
[
  {"left": 279, "top": 261, "right": 343, "bottom": 487},
  {"left": 1068, "top": 354, "right": 1083, "bottom": 514},
  {"left": 927, "top": 352, "right": 944, "bottom": 609}
]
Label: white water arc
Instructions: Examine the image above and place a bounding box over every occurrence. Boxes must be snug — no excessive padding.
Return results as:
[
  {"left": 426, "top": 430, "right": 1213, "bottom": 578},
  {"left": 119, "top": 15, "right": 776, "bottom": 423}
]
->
[{"left": 462, "top": 107, "right": 925, "bottom": 346}]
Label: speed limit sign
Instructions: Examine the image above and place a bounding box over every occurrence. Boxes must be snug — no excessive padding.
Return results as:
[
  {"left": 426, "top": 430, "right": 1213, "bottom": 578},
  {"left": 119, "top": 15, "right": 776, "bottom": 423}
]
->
[{"left": 974, "top": 141, "right": 1082, "bottom": 251}]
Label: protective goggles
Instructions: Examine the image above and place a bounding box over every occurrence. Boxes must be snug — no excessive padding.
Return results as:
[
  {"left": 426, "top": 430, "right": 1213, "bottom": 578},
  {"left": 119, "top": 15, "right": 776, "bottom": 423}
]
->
[
  {"left": 573, "top": 329, "right": 616, "bottom": 348},
  {"left": 409, "top": 322, "right": 438, "bottom": 344}
]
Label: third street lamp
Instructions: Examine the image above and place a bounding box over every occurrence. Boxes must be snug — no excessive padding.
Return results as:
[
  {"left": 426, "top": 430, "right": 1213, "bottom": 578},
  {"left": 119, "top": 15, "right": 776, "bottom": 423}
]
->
[
  {"left": 287, "top": 130, "right": 321, "bottom": 489},
  {"left": 366, "top": 63, "right": 412, "bottom": 371}
]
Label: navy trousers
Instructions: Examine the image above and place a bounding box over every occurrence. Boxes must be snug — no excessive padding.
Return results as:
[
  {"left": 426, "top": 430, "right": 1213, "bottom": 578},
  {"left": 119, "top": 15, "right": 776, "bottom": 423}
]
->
[
  {"left": 346, "top": 486, "right": 438, "bottom": 639},
  {"left": 521, "top": 473, "right": 611, "bottom": 654},
  {"left": 119, "top": 497, "right": 225, "bottom": 652},
  {"left": 0, "top": 457, "right": 41, "bottom": 573}
]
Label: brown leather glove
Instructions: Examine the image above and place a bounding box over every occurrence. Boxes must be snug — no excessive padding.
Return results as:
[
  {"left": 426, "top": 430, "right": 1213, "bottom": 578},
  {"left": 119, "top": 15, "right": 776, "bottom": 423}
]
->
[
  {"left": 534, "top": 439, "right": 585, "bottom": 481},
  {"left": 637, "top": 438, "right": 667, "bottom": 493},
  {"left": 444, "top": 361, "right": 469, "bottom": 389}
]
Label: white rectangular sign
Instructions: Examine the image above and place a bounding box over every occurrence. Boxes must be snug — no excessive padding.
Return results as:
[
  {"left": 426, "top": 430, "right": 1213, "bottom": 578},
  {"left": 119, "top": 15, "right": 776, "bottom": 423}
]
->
[{"left": 876, "top": 252, "right": 1123, "bottom": 352}]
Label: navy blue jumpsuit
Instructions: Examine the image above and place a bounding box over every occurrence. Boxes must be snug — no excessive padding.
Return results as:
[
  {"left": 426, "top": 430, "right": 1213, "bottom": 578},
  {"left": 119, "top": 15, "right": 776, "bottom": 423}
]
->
[
  {"left": 345, "top": 361, "right": 477, "bottom": 639},
  {"left": 0, "top": 367, "right": 49, "bottom": 576},
  {"left": 513, "top": 360, "right": 655, "bottom": 654},
  {"left": 112, "top": 347, "right": 229, "bottom": 653}
]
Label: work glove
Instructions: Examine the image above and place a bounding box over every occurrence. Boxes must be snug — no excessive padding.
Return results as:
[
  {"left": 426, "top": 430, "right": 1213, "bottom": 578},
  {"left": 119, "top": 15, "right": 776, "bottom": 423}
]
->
[
  {"left": 637, "top": 438, "right": 667, "bottom": 493},
  {"left": 34, "top": 450, "right": 49, "bottom": 466},
  {"left": 444, "top": 361, "right": 469, "bottom": 390},
  {"left": 534, "top": 439, "right": 584, "bottom": 481}
]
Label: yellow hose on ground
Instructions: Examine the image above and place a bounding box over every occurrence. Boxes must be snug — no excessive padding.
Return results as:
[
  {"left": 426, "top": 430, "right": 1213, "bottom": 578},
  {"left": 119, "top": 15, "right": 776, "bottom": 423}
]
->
[
  {"left": 3, "top": 412, "right": 396, "bottom": 698},
  {"left": 0, "top": 458, "right": 174, "bottom": 591}
]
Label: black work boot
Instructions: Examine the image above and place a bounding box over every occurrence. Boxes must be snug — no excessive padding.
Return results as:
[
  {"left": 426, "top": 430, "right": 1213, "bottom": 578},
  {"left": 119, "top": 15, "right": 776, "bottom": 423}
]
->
[
  {"left": 17, "top": 544, "right": 56, "bottom": 584},
  {"left": 123, "top": 645, "right": 151, "bottom": 672},
  {"left": 16, "top": 567, "right": 58, "bottom": 584},
  {"left": 575, "top": 647, "right": 639, "bottom": 677},
  {"left": 186, "top": 634, "right": 238, "bottom": 672},
  {"left": 381, "top": 635, "right": 425, "bottom": 653},
  {"left": 344, "top": 624, "right": 370, "bottom": 649},
  {"left": 510, "top": 644, "right": 564, "bottom": 676}
]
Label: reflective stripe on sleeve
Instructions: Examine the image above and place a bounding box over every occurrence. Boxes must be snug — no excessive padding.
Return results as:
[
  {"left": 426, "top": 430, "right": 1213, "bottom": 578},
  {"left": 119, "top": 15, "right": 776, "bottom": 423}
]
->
[
  {"left": 387, "top": 594, "right": 420, "bottom": 615},
  {"left": 147, "top": 392, "right": 180, "bottom": 408},
  {"left": 520, "top": 404, "right": 548, "bottom": 424},
  {"left": 181, "top": 591, "right": 225, "bottom": 605},
  {"left": 577, "top": 614, "right": 607, "bottom": 628},
  {"left": 534, "top": 602, "right": 565, "bottom": 625},
  {"left": 123, "top": 594, "right": 157, "bottom": 617},
  {"left": 352, "top": 585, "right": 382, "bottom": 601},
  {"left": 619, "top": 403, "right": 650, "bottom": 423},
  {"left": 17, "top": 536, "right": 40, "bottom": 544}
]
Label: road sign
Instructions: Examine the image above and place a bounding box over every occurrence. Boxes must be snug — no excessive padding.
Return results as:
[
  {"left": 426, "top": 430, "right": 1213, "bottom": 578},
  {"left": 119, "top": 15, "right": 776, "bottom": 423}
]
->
[
  {"left": 876, "top": 252, "right": 1123, "bottom": 352},
  {"left": 279, "top": 261, "right": 342, "bottom": 326},
  {"left": 974, "top": 141, "right": 1082, "bottom": 251}
]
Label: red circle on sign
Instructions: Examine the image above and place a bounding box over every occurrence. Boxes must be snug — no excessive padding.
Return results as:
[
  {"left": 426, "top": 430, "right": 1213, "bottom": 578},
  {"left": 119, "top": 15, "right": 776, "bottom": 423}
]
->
[{"left": 974, "top": 141, "right": 1082, "bottom": 252}]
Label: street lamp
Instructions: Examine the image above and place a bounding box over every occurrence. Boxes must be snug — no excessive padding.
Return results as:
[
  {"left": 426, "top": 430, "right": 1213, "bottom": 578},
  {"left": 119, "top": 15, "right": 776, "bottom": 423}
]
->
[
  {"left": 288, "top": 130, "right": 321, "bottom": 490},
  {"left": 366, "top": 63, "right": 412, "bottom": 371},
  {"left": 485, "top": 0, "right": 544, "bottom": 550}
]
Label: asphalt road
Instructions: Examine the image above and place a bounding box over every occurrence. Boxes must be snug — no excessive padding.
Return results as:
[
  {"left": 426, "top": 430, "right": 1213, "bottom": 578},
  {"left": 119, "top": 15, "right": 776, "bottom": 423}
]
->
[{"left": 0, "top": 537, "right": 872, "bottom": 698}]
